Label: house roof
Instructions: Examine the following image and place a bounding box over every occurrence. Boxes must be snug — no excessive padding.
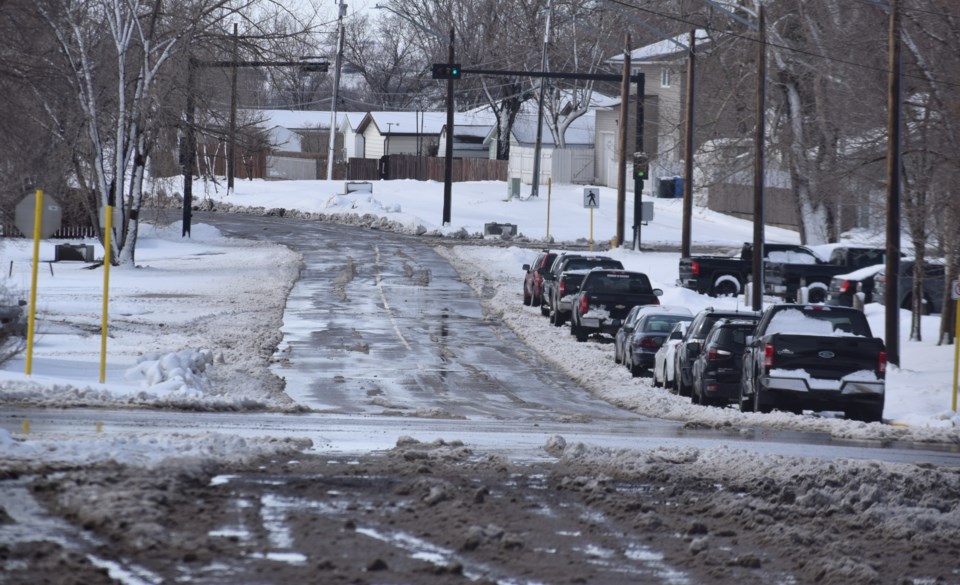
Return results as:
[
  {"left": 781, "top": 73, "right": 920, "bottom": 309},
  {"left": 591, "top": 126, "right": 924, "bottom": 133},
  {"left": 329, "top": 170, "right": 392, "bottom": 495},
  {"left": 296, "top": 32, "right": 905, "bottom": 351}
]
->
[
  {"left": 243, "top": 109, "right": 353, "bottom": 131},
  {"left": 607, "top": 29, "right": 711, "bottom": 64},
  {"left": 484, "top": 112, "right": 596, "bottom": 147},
  {"left": 357, "top": 111, "right": 498, "bottom": 136}
]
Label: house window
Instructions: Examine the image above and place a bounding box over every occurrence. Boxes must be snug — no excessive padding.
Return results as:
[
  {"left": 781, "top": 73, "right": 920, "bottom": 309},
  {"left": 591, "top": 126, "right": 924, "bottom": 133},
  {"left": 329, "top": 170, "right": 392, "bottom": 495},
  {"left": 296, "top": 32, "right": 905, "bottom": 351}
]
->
[{"left": 660, "top": 68, "right": 672, "bottom": 88}]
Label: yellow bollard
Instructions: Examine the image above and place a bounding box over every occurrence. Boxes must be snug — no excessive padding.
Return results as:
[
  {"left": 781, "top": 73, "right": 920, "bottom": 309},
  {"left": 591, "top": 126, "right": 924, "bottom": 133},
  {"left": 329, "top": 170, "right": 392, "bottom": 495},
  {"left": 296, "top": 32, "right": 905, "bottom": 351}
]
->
[{"left": 22, "top": 420, "right": 30, "bottom": 434}]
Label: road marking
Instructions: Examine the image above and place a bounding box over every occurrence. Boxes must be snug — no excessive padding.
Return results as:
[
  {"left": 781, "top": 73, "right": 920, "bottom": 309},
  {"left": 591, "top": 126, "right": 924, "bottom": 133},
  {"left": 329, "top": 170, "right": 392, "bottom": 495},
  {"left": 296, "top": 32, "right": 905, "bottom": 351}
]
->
[{"left": 375, "top": 245, "right": 412, "bottom": 350}]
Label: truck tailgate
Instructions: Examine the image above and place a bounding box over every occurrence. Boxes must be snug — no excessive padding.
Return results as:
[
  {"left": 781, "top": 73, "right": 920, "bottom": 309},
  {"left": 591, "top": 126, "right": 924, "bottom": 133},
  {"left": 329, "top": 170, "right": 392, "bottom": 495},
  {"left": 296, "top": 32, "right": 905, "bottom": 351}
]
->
[{"left": 766, "top": 334, "right": 884, "bottom": 379}]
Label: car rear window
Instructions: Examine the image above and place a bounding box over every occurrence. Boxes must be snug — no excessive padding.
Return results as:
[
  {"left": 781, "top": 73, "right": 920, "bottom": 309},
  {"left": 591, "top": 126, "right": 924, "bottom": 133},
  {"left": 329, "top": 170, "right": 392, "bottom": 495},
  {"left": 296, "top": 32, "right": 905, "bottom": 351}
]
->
[
  {"left": 564, "top": 258, "right": 623, "bottom": 272},
  {"left": 716, "top": 326, "right": 753, "bottom": 348},
  {"left": 643, "top": 315, "right": 692, "bottom": 333},
  {"left": 767, "top": 308, "right": 872, "bottom": 337},
  {"left": 588, "top": 272, "right": 652, "bottom": 293}
]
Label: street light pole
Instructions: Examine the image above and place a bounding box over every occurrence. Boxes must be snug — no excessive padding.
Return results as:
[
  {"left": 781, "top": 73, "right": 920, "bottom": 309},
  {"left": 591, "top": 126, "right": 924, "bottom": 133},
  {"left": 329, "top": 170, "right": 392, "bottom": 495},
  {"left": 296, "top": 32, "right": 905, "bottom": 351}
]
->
[
  {"left": 530, "top": 0, "right": 553, "bottom": 199},
  {"left": 227, "top": 23, "right": 238, "bottom": 193},
  {"left": 442, "top": 25, "right": 454, "bottom": 225},
  {"left": 326, "top": 0, "right": 347, "bottom": 181}
]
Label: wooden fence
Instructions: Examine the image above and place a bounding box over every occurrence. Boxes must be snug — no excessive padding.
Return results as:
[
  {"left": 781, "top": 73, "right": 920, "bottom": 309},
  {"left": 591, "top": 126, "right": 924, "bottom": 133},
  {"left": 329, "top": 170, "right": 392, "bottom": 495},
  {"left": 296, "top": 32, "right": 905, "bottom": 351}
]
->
[
  {"left": 2, "top": 223, "right": 99, "bottom": 239},
  {"left": 346, "top": 155, "right": 507, "bottom": 182}
]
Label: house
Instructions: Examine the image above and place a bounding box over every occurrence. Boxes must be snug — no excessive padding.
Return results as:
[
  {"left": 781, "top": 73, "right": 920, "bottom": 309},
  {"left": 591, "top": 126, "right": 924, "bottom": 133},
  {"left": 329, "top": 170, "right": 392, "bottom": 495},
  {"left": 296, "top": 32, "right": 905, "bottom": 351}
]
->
[
  {"left": 603, "top": 29, "right": 711, "bottom": 192},
  {"left": 243, "top": 109, "right": 351, "bottom": 180},
  {"left": 487, "top": 112, "right": 598, "bottom": 186},
  {"left": 354, "top": 112, "right": 448, "bottom": 159}
]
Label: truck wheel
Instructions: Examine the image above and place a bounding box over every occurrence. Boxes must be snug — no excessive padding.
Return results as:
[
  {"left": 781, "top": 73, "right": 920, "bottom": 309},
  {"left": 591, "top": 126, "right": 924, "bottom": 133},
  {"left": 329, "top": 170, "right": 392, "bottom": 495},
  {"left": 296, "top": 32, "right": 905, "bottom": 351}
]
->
[
  {"left": 575, "top": 327, "right": 589, "bottom": 342},
  {"left": 541, "top": 301, "right": 551, "bottom": 317},
  {"left": 807, "top": 285, "right": 828, "bottom": 304},
  {"left": 845, "top": 402, "right": 883, "bottom": 423},
  {"left": 523, "top": 290, "right": 532, "bottom": 306},
  {"left": 712, "top": 276, "right": 740, "bottom": 298},
  {"left": 652, "top": 366, "right": 663, "bottom": 387},
  {"left": 551, "top": 309, "right": 564, "bottom": 326},
  {"left": 753, "top": 384, "right": 774, "bottom": 414},
  {"left": 739, "top": 381, "right": 754, "bottom": 412}
]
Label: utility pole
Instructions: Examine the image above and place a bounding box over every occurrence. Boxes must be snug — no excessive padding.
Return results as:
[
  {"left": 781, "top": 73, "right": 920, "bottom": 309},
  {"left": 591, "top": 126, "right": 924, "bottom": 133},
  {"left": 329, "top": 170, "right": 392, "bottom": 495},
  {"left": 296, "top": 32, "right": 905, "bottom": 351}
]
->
[
  {"left": 227, "top": 23, "right": 239, "bottom": 192},
  {"left": 885, "top": 0, "right": 902, "bottom": 366},
  {"left": 442, "top": 26, "right": 454, "bottom": 225},
  {"left": 751, "top": 8, "right": 767, "bottom": 312},
  {"left": 681, "top": 29, "right": 696, "bottom": 260},
  {"left": 616, "top": 34, "right": 631, "bottom": 248},
  {"left": 530, "top": 0, "right": 553, "bottom": 199},
  {"left": 182, "top": 57, "right": 197, "bottom": 238},
  {"left": 327, "top": 0, "right": 347, "bottom": 181},
  {"left": 632, "top": 72, "right": 645, "bottom": 251}
]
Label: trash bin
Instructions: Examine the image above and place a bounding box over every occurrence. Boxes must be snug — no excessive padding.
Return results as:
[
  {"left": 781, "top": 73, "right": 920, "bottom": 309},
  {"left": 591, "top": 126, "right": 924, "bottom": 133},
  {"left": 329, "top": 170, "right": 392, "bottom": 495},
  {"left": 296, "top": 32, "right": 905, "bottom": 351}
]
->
[
  {"left": 673, "top": 177, "right": 684, "bottom": 198},
  {"left": 657, "top": 178, "right": 676, "bottom": 198}
]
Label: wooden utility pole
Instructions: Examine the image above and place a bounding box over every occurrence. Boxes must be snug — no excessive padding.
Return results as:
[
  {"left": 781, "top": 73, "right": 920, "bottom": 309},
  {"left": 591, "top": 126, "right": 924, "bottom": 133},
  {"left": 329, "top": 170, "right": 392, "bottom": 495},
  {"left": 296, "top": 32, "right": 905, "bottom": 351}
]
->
[
  {"left": 751, "top": 7, "right": 767, "bottom": 312},
  {"left": 885, "top": 0, "right": 902, "bottom": 366},
  {"left": 616, "top": 34, "right": 631, "bottom": 248},
  {"left": 681, "top": 29, "right": 696, "bottom": 260}
]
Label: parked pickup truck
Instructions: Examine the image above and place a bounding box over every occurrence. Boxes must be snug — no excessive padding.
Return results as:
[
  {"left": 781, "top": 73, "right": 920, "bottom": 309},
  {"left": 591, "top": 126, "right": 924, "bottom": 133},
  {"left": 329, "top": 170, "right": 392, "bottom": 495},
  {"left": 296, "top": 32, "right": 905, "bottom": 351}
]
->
[
  {"left": 677, "top": 243, "right": 810, "bottom": 297},
  {"left": 541, "top": 254, "right": 623, "bottom": 320},
  {"left": 764, "top": 245, "right": 889, "bottom": 303},
  {"left": 739, "top": 304, "right": 886, "bottom": 423},
  {"left": 569, "top": 269, "right": 662, "bottom": 342}
]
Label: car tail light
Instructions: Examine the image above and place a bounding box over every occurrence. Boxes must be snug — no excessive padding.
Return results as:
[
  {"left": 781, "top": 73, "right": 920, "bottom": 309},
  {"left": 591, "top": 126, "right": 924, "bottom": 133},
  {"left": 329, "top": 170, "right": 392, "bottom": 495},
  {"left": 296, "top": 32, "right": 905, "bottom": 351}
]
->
[
  {"left": 559, "top": 281, "right": 566, "bottom": 296},
  {"left": 707, "top": 348, "right": 732, "bottom": 360},
  {"left": 839, "top": 280, "right": 851, "bottom": 294},
  {"left": 878, "top": 350, "right": 886, "bottom": 374},
  {"left": 638, "top": 336, "right": 660, "bottom": 349},
  {"left": 764, "top": 343, "right": 774, "bottom": 368},
  {"left": 579, "top": 295, "right": 589, "bottom": 314},
  {"left": 691, "top": 261, "right": 700, "bottom": 276}
]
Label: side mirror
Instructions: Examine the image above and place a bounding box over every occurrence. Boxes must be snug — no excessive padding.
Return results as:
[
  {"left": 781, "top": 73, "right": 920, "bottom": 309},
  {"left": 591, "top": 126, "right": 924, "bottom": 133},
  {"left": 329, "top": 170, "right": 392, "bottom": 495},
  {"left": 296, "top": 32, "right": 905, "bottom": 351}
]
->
[
  {"left": 686, "top": 341, "right": 700, "bottom": 355},
  {"left": 610, "top": 319, "right": 622, "bottom": 329},
  {"left": 652, "top": 288, "right": 663, "bottom": 296},
  {"left": 522, "top": 264, "right": 530, "bottom": 271}
]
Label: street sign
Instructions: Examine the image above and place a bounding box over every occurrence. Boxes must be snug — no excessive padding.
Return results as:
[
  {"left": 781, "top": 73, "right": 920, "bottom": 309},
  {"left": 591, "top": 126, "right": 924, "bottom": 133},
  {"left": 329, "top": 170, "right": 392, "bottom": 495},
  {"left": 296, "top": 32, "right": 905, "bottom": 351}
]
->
[
  {"left": 952, "top": 279, "right": 960, "bottom": 300},
  {"left": 15, "top": 192, "right": 62, "bottom": 239},
  {"left": 583, "top": 188, "right": 599, "bottom": 209}
]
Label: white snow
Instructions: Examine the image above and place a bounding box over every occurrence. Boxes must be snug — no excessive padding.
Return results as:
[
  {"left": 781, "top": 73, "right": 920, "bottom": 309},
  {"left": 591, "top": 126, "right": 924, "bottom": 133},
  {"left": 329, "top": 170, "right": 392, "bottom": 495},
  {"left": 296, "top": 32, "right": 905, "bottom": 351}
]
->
[{"left": 1, "top": 176, "right": 958, "bottom": 468}]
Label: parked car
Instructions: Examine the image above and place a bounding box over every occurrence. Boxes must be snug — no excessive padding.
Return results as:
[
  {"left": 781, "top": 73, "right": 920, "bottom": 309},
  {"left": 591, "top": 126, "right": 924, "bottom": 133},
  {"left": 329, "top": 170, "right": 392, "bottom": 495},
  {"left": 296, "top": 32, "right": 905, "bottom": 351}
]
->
[
  {"left": 690, "top": 318, "right": 757, "bottom": 407},
  {"left": 653, "top": 321, "right": 690, "bottom": 389},
  {"left": 541, "top": 254, "right": 623, "bottom": 320},
  {"left": 873, "top": 260, "right": 946, "bottom": 315},
  {"left": 764, "top": 245, "right": 891, "bottom": 303},
  {"left": 569, "top": 270, "right": 662, "bottom": 342},
  {"left": 615, "top": 305, "right": 691, "bottom": 366},
  {"left": 826, "top": 264, "right": 886, "bottom": 308},
  {"left": 740, "top": 304, "right": 886, "bottom": 422},
  {"left": 674, "top": 308, "right": 761, "bottom": 397},
  {"left": 677, "top": 242, "right": 810, "bottom": 297},
  {"left": 522, "top": 249, "right": 558, "bottom": 307},
  {"left": 549, "top": 269, "right": 590, "bottom": 326},
  {"left": 623, "top": 307, "right": 693, "bottom": 377}
]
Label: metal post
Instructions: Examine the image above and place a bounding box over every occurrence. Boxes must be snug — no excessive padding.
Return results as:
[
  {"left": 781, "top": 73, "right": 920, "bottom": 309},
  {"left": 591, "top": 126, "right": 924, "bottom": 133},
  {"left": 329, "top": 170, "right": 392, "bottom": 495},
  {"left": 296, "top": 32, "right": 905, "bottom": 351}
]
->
[
  {"left": 616, "top": 34, "right": 631, "bottom": 248},
  {"left": 751, "top": 11, "right": 766, "bottom": 312},
  {"left": 327, "top": 1, "right": 347, "bottom": 181},
  {"left": 227, "top": 23, "right": 238, "bottom": 192},
  {"left": 182, "top": 57, "right": 196, "bottom": 237},
  {"left": 530, "top": 0, "right": 553, "bottom": 198},
  {"left": 632, "top": 72, "right": 645, "bottom": 251},
  {"left": 442, "top": 26, "right": 454, "bottom": 225},
  {"left": 885, "top": 0, "right": 902, "bottom": 366}
]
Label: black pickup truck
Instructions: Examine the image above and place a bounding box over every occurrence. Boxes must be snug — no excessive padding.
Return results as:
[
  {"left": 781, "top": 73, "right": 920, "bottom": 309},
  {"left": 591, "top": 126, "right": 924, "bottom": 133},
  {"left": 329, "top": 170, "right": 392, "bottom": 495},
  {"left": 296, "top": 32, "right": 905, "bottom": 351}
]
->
[
  {"left": 739, "top": 304, "right": 886, "bottom": 423},
  {"left": 540, "top": 254, "right": 623, "bottom": 319},
  {"left": 677, "top": 243, "right": 809, "bottom": 297},
  {"left": 763, "top": 245, "right": 890, "bottom": 303},
  {"left": 569, "top": 269, "right": 663, "bottom": 342}
]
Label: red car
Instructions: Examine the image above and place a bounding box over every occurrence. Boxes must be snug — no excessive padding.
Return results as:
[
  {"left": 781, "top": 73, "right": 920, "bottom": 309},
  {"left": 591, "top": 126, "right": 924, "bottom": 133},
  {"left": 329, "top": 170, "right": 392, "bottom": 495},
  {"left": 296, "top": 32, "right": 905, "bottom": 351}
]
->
[{"left": 522, "top": 250, "right": 558, "bottom": 307}]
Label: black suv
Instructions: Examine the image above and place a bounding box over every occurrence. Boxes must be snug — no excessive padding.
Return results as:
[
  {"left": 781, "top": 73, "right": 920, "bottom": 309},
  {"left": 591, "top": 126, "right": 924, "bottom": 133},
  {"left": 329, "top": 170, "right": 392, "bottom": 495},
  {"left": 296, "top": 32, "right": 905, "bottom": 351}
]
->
[
  {"left": 690, "top": 318, "right": 757, "bottom": 407},
  {"left": 674, "top": 308, "right": 760, "bottom": 397}
]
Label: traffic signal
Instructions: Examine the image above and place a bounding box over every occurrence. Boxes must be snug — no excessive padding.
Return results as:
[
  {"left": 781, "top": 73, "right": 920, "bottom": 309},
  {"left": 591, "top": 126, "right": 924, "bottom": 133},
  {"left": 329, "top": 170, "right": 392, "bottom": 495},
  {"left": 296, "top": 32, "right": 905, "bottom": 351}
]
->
[
  {"left": 431, "top": 63, "right": 461, "bottom": 79},
  {"left": 633, "top": 151, "right": 649, "bottom": 179}
]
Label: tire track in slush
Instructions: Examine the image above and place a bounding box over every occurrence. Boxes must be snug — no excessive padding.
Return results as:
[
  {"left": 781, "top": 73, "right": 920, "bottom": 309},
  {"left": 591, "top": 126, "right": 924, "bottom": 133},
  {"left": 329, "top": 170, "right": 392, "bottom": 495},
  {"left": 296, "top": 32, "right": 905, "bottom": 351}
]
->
[{"left": 374, "top": 244, "right": 412, "bottom": 350}]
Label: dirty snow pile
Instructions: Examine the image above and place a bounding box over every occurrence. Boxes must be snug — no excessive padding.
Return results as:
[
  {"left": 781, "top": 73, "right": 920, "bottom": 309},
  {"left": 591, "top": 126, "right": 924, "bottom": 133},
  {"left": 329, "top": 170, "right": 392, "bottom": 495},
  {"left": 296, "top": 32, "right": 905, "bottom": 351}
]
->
[{"left": 124, "top": 349, "right": 217, "bottom": 397}]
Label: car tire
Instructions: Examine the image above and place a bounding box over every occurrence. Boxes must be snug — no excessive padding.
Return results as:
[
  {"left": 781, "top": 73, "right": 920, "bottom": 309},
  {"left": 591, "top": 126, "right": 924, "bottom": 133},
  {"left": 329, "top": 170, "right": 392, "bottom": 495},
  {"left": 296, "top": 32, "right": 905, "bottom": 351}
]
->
[
  {"left": 652, "top": 366, "right": 662, "bottom": 387},
  {"left": 523, "top": 291, "right": 532, "bottom": 306},
  {"left": 753, "top": 381, "right": 774, "bottom": 414},
  {"left": 677, "top": 377, "right": 691, "bottom": 398},
  {"left": 614, "top": 344, "right": 622, "bottom": 364},
  {"left": 712, "top": 277, "right": 740, "bottom": 298},
  {"left": 541, "top": 301, "right": 551, "bottom": 317},
  {"left": 739, "top": 381, "right": 754, "bottom": 412},
  {"left": 574, "top": 326, "right": 589, "bottom": 342},
  {"left": 532, "top": 292, "right": 542, "bottom": 307},
  {"left": 551, "top": 309, "right": 564, "bottom": 327}
]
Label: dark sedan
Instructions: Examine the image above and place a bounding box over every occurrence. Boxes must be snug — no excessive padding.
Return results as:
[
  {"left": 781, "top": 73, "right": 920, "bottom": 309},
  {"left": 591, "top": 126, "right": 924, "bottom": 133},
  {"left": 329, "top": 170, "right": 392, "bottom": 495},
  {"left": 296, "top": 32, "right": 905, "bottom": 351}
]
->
[
  {"left": 690, "top": 318, "right": 757, "bottom": 407},
  {"left": 622, "top": 307, "right": 693, "bottom": 377}
]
